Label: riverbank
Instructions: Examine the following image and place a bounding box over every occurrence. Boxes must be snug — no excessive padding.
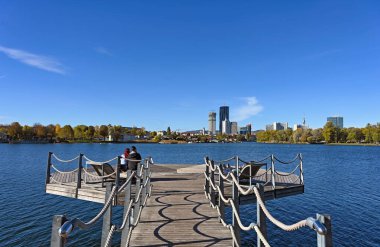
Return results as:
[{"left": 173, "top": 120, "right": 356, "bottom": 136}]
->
[{"left": 256, "top": 141, "right": 380, "bottom": 147}]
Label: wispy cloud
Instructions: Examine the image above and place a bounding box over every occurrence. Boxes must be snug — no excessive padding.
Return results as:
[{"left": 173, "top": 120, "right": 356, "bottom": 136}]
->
[
  {"left": 0, "top": 115, "right": 9, "bottom": 120},
  {"left": 231, "top": 97, "right": 263, "bottom": 122},
  {"left": 0, "top": 74, "right": 6, "bottom": 79},
  {"left": 94, "top": 46, "right": 112, "bottom": 56},
  {"left": 0, "top": 45, "right": 65, "bottom": 74}
]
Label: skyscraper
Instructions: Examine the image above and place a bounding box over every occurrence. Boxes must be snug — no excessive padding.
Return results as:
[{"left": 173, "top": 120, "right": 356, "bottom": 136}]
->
[
  {"left": 219, "top": 106, "right": 229, "bottom": 133},
  {"left": 230, "top": 122, "right": 238, "bottom": 135},
  {"left": 327, "top": 116, "right": 344, "bottom": 128},
  {"left": 208, "top": 112, "right": 216, "bottom": 135}
]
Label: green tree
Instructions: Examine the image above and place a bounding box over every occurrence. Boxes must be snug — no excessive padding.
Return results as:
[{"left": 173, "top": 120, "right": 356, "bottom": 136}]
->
[
  {"left": 150, "top": 131, "right": 157, "bottom": 139},
  {"left": 362, "top": 123, "right": 374, "bottom": 143},
  {"left": 300, "top": 129, "right": 312, "bottom": 143},
  {"left": 113, "top": 125, "right": 123, "bottom": 141},
  {"left": 292, "top": 129, "right": 303, "bottom": 143},
  {"left": 137, "top": 127, "right": 146, "bottom": 139},
  {"left": 322, "top": 122, "right": 336, "bottom": 143},
  {"left": 310, "top": 128, "right": 323, "bottom": 143},
  {"left": 86, "top": 126, "right": 95, "bottom": 140},
  {"left": 167, "top": 127, "right": 171, "bottom": 136},
  {"left": 59, "top": 125, "right": 74, "bottom": 140},
  {"left": 74, "top": 125, "right": 88, "bottom": 140},
  {"left": 99, "top": 125, "right": 109, "bottom": 141}
]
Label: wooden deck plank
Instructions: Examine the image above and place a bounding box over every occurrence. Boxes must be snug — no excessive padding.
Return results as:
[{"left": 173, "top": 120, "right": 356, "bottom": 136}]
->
[{"left": 129, "top": 172, "right": 233, "bottom": 246}]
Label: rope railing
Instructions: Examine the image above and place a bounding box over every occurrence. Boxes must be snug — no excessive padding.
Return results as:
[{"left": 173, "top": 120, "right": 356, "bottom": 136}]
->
[
  {"left": 52, "top": 156, "right": 154, "bottom": 247},
  {"left": 213, "top": 156, "right": 237, "bottom": 164},
  {"left": 204, "top": 155, "right": 328, "bottom": 246},
  {"left": 272, "top": 154, "right": 300, "bottom": 164},
  {"left": 203, "top": 179, "right": 270, "bottom": 247},
  {"left": 51, "top": 165, "right": 79, "bottom": 174},
  {"left": 52, "top": 153, "right": 80, "bottom": 163},
  {"left": 83, "top": 155, "right": 119, "bottom": 164}
]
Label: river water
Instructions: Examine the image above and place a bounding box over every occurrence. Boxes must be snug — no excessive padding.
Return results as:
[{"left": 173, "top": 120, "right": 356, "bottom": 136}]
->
[{"left": 0, "top": 143, "right": 379, "bottom": 246}]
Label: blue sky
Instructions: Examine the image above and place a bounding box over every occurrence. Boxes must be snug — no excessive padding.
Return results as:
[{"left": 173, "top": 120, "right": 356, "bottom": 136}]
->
[{"left": 0, "top": 1, "right": 379, "bottom": 131}]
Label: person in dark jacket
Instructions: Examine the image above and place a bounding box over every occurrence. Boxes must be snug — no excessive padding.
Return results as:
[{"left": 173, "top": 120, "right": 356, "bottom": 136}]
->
[{"left": 127, "top": 146, "right": 142, "bottom": 170}]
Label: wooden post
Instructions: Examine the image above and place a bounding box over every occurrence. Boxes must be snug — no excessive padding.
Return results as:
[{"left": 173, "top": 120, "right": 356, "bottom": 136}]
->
[
  {"left": 121, "top": 170, "right": 132, "bottom": 246},
  {"left": 205, "top": 157, "right": 210, "bottom": 196},
  {"left": 115, "top": 156, "right": 121, "bottom": 188},
  {"left": 46, "top": 152, "right": 52, "bottom": 186},
  {"left": 210, "top": 160, "right": 216, "bottom": 206},
  {"left": 317, "top": 214, "right": 333, "bottom": 247},
  {"left": 256, "top": 183, "right": 267, "bottom": 247},
  {"left": 133, "top": 163, "right": 142, "bottom": 225},
  {"left": 147, "top": 157, "right": 151, "bottom": 196},
  {"left": 299, "top": 153, "right": 304, "bottom": 185},
  {"left": 75, "top": 154, "right": 83, "bottom": 198},
  {"left": 50, "top": 215, "right": 67, "bottom": 247},
  {"left": 232, "top": 180, "right": 240, "bottom": 246},
  {"left": 218, "top": 164, "right": 225, "bottom": 223},
  {"left": 101, "top": 183, "right": 113, "bottom": 247},
  {"left": 271, "top": 155, "right": 276, "bottom": 190},
  {"left": 142, "top": 161, "right": 147, "bottom": 204}
]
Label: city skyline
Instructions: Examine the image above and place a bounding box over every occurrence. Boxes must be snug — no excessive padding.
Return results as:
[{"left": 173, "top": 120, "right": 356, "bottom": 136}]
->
[{"left": 0, "top": 1, "right": 379, "bottom": 130}]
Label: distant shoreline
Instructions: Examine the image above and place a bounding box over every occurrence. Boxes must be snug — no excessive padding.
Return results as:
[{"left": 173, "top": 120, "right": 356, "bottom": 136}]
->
[
  {"left": 256, "top": 141, "right": 380, "bottom": 147},
  {"left": 2, "top": 140, "right": 379, "bottom": 146}
]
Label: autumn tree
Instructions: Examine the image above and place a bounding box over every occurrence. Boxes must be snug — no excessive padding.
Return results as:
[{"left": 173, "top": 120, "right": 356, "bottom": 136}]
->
[
  {"left": 22, "top": 125, "right": 34, "bottom": 140},
  {"left": 8, "top": 122, "right": 22, "bottom": 140},
  {"left": 34, "top": 123, "right": 46, "bottom": 139}
]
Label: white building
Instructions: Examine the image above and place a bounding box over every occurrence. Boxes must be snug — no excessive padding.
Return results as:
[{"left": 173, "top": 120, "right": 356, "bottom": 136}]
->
[{"left": 222, "top": 120, "right": 231, "bottom": 134}]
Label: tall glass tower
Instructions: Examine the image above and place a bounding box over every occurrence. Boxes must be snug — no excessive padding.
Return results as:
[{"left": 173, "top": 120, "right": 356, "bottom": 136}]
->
[{"left": 219, "top": 106, "right": 229, "bottom": 133}]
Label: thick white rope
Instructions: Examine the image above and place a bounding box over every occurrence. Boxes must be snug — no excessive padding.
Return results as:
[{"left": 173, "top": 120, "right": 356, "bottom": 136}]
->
[
  {"left": 83, "top": 155, "right": 118, "bottom": 164},
  {"left": 52, "top": 154, "right": 79, "bottom": 163},
  {"left": 104, "top": 225, "right": 116, "bottom": 247},
  {"left": 51, "top": 165, "right": 79, "bottom": 174},
  {"left": 82, "top": 168, "right": 116, "bottom": 178},
  {"left": 204, "top": 190, "right": 270, "bottom": 247},
  {"left": 205, "top": 163, "right": 308, "bottom": 232}
]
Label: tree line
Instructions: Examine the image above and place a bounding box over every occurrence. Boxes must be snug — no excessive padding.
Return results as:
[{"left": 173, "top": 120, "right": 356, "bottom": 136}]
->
[
  {"left": 256, "top": 122, "right": 380, "bottom": 144},
  {"left": 0, "top": 122, "right": 147, "bottom": 142}
]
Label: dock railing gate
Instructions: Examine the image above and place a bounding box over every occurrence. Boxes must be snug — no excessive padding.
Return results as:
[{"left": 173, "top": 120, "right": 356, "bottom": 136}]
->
[
  {"left": 47, "top": 152, "right": 153, "bottom": 247},
  {"left": 204, "top": 154, "right": 333, "bottom": 247}
]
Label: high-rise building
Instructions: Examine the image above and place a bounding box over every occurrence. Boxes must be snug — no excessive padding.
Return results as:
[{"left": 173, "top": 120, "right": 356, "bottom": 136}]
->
[
  {"left": 327, "top": 116, "right": 343, "bottom": 128},
  {"left": 219, "top": 106, "right": 229, "bottom": 132},
  {"left": 246, "top": 123, "right": 252, "bottom": 135},
  {"left": 230, "top": 122, "right": 238, "bottom": 135},
  {"left": 222, "top": 119, "right": 231, "bottom": 134},
  {"left": 208, "top": 112, "right": 216, "bottom": 135},
  {"left": 266, "top": 122, "right": 288, "bottom": 131},
  {"left": 240, "top": 124, "right": 252, "bottom": 135}
]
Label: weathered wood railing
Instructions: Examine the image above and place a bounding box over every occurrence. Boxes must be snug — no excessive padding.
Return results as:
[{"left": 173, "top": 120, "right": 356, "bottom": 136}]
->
[
  {"left": 48, "top": 153, "right": 153, "bottom": 247},
  {"left": 204, "top": 155, "right": 333, "bottom": 247}
]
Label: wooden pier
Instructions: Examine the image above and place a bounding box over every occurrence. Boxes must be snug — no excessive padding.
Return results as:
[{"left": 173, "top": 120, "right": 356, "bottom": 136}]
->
[
  {"left": 46, "top": 153, "right": 332, "bottom": 247},
  {"left": 129, "top": 166, "right": 232, "bottom": 246}
]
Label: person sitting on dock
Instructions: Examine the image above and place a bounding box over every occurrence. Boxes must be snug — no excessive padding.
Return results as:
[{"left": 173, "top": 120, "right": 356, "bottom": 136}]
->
[
  {"left": 120, "top": 148, "right": 130, "bottom": 172},
  {"left": 127, "top": 146, "right": 142, "bottom": 171}
]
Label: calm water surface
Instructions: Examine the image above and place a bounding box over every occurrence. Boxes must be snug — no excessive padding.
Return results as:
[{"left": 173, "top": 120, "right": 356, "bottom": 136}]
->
[{"left": 0, "top": 143, "right": 379, "bottom": 246}]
